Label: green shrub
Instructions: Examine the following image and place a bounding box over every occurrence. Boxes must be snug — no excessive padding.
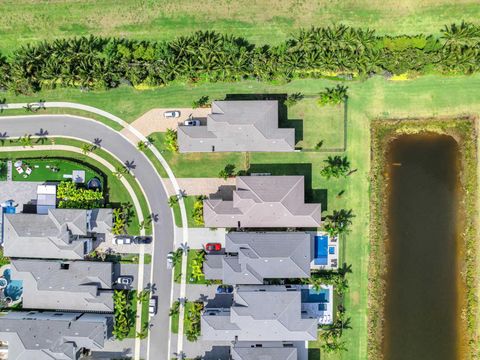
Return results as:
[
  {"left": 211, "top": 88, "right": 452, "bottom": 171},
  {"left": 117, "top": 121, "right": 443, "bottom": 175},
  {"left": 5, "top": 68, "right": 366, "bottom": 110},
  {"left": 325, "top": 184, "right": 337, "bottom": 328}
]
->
[{"left": 56, "top": 180, "right": 103, "bottom": 209}]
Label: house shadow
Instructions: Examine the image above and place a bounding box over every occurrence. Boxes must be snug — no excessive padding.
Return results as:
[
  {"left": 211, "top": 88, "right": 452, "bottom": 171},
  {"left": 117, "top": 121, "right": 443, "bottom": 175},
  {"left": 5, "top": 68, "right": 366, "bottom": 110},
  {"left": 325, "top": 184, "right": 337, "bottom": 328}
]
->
[
  {"left": 203, "top": 345, "right": 231, "bottom": 360},
  {"left": 246, "top": 163, "right": 327, "bottom": 211},
  {"left": 223, "top": 93, "right": 304, "bottom": 145},
  {"left": 208, "top": 185, "right": 236, "bottom": 200}
]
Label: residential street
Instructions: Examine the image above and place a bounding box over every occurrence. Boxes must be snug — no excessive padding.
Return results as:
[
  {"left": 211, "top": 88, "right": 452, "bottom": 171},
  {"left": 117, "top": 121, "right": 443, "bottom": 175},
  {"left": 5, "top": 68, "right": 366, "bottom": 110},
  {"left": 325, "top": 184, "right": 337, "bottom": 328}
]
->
[{"left": 0, "top": 115, "right": 174, "bottom": 359}]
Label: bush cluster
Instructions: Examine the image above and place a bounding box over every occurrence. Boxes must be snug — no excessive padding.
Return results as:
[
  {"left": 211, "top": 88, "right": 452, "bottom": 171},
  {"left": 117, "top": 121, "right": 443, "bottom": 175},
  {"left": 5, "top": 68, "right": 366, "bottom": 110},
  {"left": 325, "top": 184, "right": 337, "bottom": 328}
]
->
[{"left": 1, "top": 23, "right": 480, "bottom": 94}]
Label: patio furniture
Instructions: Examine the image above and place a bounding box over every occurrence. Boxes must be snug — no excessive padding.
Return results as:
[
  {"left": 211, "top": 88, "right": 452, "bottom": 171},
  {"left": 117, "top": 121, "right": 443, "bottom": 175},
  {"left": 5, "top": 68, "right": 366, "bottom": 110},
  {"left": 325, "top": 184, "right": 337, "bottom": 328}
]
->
[
  {"left": 15, "top": 167, "right": 23, "bottom": 174},
  {"left": 13, "top": 160, "right": 22, "bottom": 168},
  {"left": 25, "top": 168, "right": 32, "bottom": 175}
]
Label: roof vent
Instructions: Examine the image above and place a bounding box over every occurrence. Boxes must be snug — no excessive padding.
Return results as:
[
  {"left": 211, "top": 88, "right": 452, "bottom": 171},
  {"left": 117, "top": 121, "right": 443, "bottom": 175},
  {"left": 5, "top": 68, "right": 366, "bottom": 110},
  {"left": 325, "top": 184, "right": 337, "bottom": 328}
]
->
[{"left": 60, "top": 263, "right": 70, "bottom": 270}]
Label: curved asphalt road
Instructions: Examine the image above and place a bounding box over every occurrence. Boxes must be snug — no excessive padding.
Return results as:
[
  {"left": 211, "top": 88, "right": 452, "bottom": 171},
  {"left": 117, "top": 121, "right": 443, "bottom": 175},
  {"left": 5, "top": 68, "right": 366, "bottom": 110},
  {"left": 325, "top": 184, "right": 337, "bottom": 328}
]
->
[{"left": 0, "top": 115, "right": 173, "bottom": 359}]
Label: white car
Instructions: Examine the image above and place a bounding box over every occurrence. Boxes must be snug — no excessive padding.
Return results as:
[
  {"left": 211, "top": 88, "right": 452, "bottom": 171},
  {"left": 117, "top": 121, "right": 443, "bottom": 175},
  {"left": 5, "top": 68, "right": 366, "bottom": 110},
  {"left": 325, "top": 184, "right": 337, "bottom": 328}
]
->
[
  {"left": 167, "top": 252, "right": 174, "bottom": 270},
  {"left": 184, "top": 120, "right": 200, "bottom": 126},
  {"left": 149, "top": 296, "right": 157, "bottom": 316},
  {"left": 117, "top": 276, "right": 133, "bottom": 285},
  {"left": 113, "top": 236, "right": 132, "bottom": 245},
  {"left": 164, "top": 110, "right": 181, "bottom": 118}
]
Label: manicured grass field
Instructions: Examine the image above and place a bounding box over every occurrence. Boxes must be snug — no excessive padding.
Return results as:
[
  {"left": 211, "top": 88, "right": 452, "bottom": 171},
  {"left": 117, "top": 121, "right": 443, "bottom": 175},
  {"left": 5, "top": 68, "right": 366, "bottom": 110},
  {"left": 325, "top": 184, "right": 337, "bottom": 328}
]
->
[
  {"left": 171, "top": 196, "right": 201, "bottom": 228},
  {"left": 4, "top": 74, "right": 480, "bottom": 359},
  {"left": 11, "top": 157, "right": 101, "bottom": 183},
  {"left": 288, "top": 99, "right": 345, "bottom": 151},
  {"left": 1, "top": 1, "right": 480, "bottom": 54}
]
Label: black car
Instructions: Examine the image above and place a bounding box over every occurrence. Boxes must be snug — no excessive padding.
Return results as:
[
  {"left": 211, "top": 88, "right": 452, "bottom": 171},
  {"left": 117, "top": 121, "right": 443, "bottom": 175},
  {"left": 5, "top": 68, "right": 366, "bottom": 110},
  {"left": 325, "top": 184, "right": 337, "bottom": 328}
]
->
[
  {"left": 216, "top": 285, "right": 234, "bottom": 294},
  {"left": 133, "top": 236, "right": 152, "bottom": 244}
]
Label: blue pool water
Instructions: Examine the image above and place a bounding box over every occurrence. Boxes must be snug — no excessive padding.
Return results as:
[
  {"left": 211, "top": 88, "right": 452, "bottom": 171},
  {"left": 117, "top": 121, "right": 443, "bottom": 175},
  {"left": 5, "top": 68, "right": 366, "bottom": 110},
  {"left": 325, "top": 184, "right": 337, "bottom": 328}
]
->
[
  {"left": 314, "top": 235, "right": 329, "bottom": 265},
  {"left": 2, "top": 269, "right": 22, "bottom": 301},
  {"left": 301, "top": 288, "right": 330, "bottom": 303},
  {"left": 2, "top": 201, "right": 16, "bottom": 214}
]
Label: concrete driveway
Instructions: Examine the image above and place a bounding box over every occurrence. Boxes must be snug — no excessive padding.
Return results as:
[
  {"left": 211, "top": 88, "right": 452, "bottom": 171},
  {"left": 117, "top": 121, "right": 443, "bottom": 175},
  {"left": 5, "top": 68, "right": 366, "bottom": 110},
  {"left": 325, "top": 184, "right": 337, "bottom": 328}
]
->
[
  {"left": 128, "top": 108, "right": 211, "bottom": 136},
  {"left": 0, "top": 115, "right": 174, "bottom": 359}
]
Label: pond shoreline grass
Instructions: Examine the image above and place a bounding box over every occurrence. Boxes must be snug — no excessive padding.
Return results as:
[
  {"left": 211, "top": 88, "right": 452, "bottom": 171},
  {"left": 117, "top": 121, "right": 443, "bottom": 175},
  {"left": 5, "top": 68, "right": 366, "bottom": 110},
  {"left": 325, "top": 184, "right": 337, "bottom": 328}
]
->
[{"left": 369, "top": 117, "right": 479, "bottom": 360}]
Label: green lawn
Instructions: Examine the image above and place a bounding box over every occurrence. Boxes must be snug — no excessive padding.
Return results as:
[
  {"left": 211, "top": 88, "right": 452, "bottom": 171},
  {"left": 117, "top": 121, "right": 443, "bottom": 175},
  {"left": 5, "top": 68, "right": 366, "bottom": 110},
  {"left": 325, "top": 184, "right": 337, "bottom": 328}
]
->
[
  {"left": 11, "top": 157, "right": 101, "bottom": 183},
  {"left": 171, "top": 310, "right": 179, "bottom": 334},
  {"left": 288, "top": 99, "right": 345, "bottom": 151},
  {"left": 172, "top": 196, "right": 203, "bottom": 228},
  {"left": 150, "top": 132, "right": 246, "bottom": 178},
  {"left": 174, "top": 253, "right": 183, "bottom": 284},
  {"left": 4, "top": 74, "right": 480, "bottom": 359},
  {"left": 1, "top": 1, "right": 480, "bottom": 54},
  {"left": 126, "top": 290, "right": 138, "bottom": 339},
  {"left": 0, "top": 161, "right": 7, "bottom": 181}
]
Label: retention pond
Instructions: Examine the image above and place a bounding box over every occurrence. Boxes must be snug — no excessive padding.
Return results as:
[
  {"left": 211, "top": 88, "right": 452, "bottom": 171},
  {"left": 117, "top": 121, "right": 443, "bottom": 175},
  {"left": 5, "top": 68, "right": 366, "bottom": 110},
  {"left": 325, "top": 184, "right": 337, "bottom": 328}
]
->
[{"left": 383, "top": 133, "right": 464, "bottom": 360}]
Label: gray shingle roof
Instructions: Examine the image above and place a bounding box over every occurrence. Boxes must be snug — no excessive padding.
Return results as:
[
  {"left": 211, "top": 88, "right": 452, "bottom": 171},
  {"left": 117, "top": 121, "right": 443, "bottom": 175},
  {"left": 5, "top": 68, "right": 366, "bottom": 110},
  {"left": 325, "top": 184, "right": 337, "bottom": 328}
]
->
[
  {"left": 0, "top": 311, "right": 110, "bottom": 360},
  {"left": 204, "top": 176, "right": 321, "bottom": 228},
  {"left": 11, "top": 259, "right": 114, "bottom": 312},
  {"left": 231, "top": 345, "right": 297, "bottom": 360},
  {"left": 201, "top": 286, "right": 317, "bottom": 341},
  {"left": 3, "top": 209, "right": 112, "bottom": 260},
  {"left": 178, "top": 101, "right": 295, "bottom": 152},
  {"left": 204, "top": 232, "right": 311, "bottom": 284}
]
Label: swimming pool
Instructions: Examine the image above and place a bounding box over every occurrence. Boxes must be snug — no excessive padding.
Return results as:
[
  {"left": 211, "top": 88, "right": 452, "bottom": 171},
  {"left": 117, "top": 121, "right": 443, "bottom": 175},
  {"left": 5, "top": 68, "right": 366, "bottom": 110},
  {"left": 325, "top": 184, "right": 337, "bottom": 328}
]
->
[
  {"left": 301, "top": 288, "right": 330, "bottom": 303},
  {"left": 314, "top": 235, "right": 329, "bottom": 265},
  {"left": 2, "top": 269, "right": 22, "bottom": 301}
]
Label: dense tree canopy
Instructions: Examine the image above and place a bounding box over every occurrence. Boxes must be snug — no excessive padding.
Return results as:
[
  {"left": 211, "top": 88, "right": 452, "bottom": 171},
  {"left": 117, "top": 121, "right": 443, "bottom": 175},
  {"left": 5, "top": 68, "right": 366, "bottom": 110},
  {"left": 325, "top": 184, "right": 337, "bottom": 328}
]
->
[{"left": 1, "top": 22, "right": 480, "bottom": 94}]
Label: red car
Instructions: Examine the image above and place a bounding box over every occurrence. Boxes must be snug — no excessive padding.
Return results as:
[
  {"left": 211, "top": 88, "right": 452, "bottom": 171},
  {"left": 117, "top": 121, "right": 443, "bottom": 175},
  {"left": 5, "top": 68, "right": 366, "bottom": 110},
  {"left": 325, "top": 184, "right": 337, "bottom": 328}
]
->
[{"left": 205, "top": 243, "right": 221, "bottom": 252}]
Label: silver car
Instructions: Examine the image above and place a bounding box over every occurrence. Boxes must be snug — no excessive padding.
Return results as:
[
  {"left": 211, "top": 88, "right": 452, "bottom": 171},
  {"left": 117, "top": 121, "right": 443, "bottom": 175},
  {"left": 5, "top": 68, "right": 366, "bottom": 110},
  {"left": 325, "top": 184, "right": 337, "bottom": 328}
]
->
[
  {"left": 184, "top": 119, "right": 200, "bottom": 126},
  {"left": 164, "top": 110, "right": 181, "bottom": 118},
  {"left": 113, "top": 236, "right": 132, "bottom": 245}
]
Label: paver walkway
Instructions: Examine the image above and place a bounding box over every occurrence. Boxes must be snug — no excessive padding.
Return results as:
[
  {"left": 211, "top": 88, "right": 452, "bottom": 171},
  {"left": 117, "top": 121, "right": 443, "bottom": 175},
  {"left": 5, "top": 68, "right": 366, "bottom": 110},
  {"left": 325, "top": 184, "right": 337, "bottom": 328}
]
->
[
  {"left": 163, "top": 177, "right": 236, "bottom": 197},
  {"left": 6, "top": 161, "right": 12, "bottom": 181},
  {"left": 128, "top": 108, "right": 211, "bottom": 136}
]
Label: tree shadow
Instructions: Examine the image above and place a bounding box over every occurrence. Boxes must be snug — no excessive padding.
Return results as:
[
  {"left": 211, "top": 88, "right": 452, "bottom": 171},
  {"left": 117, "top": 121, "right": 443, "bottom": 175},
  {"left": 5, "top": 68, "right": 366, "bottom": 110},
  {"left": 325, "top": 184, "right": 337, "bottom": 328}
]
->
[{"left": 308, "top": 348, "right": 320, "bottom": 360}]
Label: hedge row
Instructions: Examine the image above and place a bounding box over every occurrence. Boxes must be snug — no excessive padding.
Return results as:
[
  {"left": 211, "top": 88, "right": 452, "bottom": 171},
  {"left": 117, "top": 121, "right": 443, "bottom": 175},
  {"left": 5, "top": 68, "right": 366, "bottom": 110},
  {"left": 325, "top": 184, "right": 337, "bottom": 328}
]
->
[{"left": 1, "top": 22, "right": 480, "bottom": 93}]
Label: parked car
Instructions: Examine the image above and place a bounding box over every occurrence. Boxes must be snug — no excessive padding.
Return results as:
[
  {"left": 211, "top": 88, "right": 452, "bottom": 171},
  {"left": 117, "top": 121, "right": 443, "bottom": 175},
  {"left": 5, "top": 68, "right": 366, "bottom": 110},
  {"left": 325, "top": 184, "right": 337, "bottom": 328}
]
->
[
  {"left": 149, "top": 296, "right": 157, "bottom": 316},
  {"left": 164, "top": 110, "right": 181, "bottom": 118},
  {"left": 205, "top": 243, "right": 221, "bottom": 252},
  {"left": 167, "top": 252, "right": 174, "bottom": 270},
  {"left": 184, "top": 119, "right": 200, "bottom": 126},
  {"left": 117, "top": 276, "right": 133, "bottom": 285},
  {"left": 113, "top": 236, "right": 132, "bottom": 245},
  {"left": 216, "top": 285, "right": 234, "bottom": 294},
  {"left": 134, "top": 236, "right": 152, "bottom": 244}
]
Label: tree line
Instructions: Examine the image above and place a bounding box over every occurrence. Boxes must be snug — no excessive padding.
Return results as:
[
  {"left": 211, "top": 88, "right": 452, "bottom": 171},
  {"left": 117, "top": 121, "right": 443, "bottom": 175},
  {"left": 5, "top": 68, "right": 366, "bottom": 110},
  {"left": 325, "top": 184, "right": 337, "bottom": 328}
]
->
[{"left": 1, "top": 22, "right": 479, "bottom": 94}]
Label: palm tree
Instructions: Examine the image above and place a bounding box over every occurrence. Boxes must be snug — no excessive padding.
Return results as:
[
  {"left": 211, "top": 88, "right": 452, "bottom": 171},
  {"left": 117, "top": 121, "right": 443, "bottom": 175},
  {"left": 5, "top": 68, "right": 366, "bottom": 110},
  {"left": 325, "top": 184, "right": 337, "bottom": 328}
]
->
[
  {"left": 169, "top": 301, "right": 180, "bottom": 317},
  {"left": 0, "top": 98, "right": 6, "bottom": 113},
  {"left": 302, "top": 276, "right": 323, "bottom": 292},
  {"left": 168, "top": 195, "right": 179, "bottom": 208},
  {"left": 137, "top": 140, "right": 148, "bottom": 151},
  {"left": 137, "top": 289, "right": 151, "bottom": 304},
  {"left": 324, "top": 209, "right": 354, "bottom": 236},
  {"left": 18, "top": 134, "right": 33, "bottom": 148},
  {"left": 81, "top": 143, "right": 91, "bottom": 155},
  {"left": 320, "top": 156, "right": 350, "bottom": 179}
]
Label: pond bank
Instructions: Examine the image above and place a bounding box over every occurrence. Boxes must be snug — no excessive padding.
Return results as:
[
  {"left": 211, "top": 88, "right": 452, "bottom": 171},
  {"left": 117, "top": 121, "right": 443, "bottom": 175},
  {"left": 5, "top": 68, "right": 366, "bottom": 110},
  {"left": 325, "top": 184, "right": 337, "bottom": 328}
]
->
[{"left": 368, "top": 117, "right": 479, "bottom": 360}]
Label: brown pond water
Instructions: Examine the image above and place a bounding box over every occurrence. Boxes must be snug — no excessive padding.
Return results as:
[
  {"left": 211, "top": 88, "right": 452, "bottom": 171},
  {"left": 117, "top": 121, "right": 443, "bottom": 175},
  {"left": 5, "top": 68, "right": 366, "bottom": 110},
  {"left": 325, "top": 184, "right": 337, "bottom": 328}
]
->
[{"left": 382, "top": 133, "right": 464, "bottom": 360}]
